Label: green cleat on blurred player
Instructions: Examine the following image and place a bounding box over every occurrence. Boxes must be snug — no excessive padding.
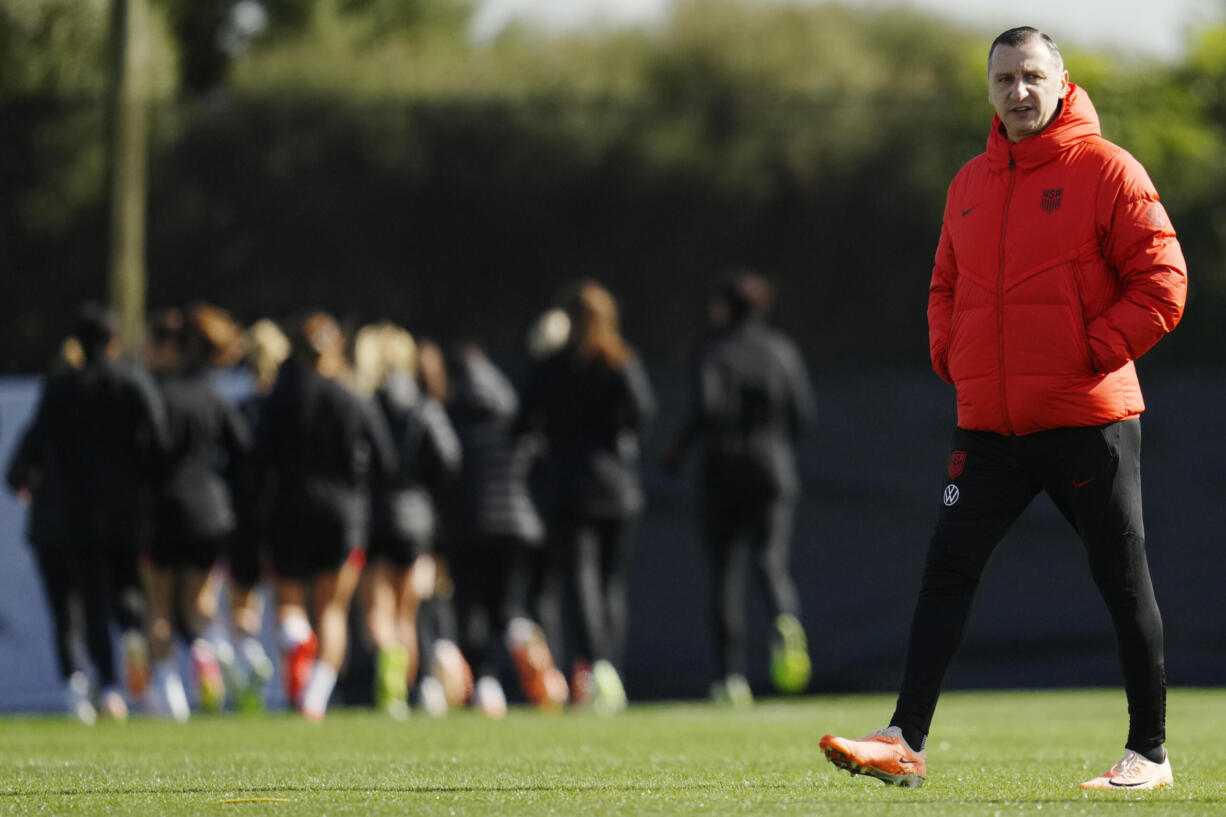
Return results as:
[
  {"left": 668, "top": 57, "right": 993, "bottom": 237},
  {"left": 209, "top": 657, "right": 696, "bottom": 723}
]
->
[{"left": 770, "top": 614, "right": 811, "bottom": 693}]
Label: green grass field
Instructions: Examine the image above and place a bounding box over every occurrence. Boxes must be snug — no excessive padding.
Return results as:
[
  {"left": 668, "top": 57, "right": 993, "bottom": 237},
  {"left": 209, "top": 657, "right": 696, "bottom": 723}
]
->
[{"left": 1, "top": 688, "right": 1222, "bottom": 816}]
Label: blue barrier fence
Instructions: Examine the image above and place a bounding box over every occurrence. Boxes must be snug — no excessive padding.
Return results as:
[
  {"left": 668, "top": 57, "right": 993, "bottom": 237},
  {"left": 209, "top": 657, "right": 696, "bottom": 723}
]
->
[{"left": 1, "top": 367, "right": 1222, "bottom": 711}]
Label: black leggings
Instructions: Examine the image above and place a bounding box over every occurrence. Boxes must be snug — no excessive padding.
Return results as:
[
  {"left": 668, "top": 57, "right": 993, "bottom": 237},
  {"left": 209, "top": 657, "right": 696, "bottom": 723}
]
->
[
  {"left": 702, "top": 494, "right": 801, "bottom": 678},
  {"left": 35, "top": 545, "right": 78, "bottom": 682},
  {"left": 891, "top": 420, "right": 1165, "bottom": 754},
  {"left": 39, "top": 541, "right": 145, "bottom": 687},
  {"left": 557, "top": 516, "right": 636, "bottom": 669},
  {"left": 451, "top": 536, "right": 532, "bottom": 677}
]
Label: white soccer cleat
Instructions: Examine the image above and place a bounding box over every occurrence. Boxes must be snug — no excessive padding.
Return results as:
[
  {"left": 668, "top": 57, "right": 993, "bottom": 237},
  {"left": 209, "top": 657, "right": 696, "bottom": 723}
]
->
[
  {"left": 97, "top": 685, "right": 129, "bottom": 722},
  {"left": 473, "top": 676, "right": 508, "bottom": 719},
  {"left": 710, "top": 673, "right": 753, "bottom": 709},
  {"left": 430, "top": 639, "right": 474, "bottom": 707},
  {"left": 1080, "top": 749, "right": 1172, "bottom": 791},
  {"left": 66, "top": 671, "right": 97, "bottom": 726},
  {"left": 418, "top": 675, "right": 448, "bottom": 718},
  {"left": 152, "top": 665, "right": 191, "bottom": 723}
]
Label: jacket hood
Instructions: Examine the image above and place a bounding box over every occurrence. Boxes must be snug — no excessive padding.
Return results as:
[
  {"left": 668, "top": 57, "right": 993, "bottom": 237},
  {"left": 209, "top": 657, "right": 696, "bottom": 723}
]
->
[
  {"left": 986, "top": 83, "right": 1101, "bottom": 170},
  {"left": 454, "top": 356, "right": 518, "bottom": 419}
]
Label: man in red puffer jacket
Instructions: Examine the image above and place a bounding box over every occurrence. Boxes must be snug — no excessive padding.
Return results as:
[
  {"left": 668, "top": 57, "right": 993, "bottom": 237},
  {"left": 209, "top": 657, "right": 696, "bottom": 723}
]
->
[{"left": 820, "top": 26, "right": 1186, "bottom": 791}]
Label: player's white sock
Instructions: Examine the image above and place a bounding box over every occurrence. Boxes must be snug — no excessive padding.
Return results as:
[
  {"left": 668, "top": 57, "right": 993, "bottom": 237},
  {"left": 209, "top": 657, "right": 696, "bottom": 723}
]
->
[
  {"left": 238, "top": 635, "right": 274, "bottom": 680},
  {"left": 279, "top": 615, "right": 313, "bottom": 651},
  {"left": 153, "top": 659, "right": 190, "bottom": 722},
  {"left": 301, "top": 661, "right": 338, "bottom": 721}
]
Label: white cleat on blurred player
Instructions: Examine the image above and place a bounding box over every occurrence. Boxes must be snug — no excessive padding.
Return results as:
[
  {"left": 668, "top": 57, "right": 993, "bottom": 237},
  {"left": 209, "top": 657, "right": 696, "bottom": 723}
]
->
[
  {"left": 473, "top": 676, "right": 508, "bottom": 719},
  {"left": 66, "top": 671, "right": 97, "bottom": 726}
]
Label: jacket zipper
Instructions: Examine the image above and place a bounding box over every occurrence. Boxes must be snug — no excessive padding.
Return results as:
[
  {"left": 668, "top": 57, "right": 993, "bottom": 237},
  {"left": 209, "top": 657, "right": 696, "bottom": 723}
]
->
[{"left": 998, "top": 154, "right": 1016, "bottom": 432}]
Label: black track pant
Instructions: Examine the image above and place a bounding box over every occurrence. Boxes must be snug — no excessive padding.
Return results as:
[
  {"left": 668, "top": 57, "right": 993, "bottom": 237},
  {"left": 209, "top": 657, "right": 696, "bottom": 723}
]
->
[
  {"left": 702, "top": 492, "right": 801, "bottom": 679},
  {"left": 34, "top": 545, "right": 78, "bottom": 681},
  {"left": 891, "top": 419, "right": 1166, "bottom": 755},
  {"left": 51, "top": 540, "right": 145, "bottom": 688},
  {"left": 557, "top": 516, "right": 636, "bottom": 669},
  {"left": 452, "top": 535, "right": 532, "bottom": 678}
]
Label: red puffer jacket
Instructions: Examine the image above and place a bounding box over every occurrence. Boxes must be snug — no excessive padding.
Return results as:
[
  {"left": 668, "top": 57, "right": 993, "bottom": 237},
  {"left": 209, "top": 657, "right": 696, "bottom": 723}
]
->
[{"left": 928, "top": 84, "right": 1186, "bottom": 435}]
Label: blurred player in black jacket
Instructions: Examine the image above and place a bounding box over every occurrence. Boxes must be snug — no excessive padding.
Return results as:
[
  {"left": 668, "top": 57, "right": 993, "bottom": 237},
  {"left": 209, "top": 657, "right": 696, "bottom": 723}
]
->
[
  {"left": 354, "top": 322, "right": 460, "bottom": 719},
  {"left": 143, "top": 305, "right": 251, "bottom": 720},
  {"left": 253, "top": 311, "right": 396, "bottom": 720},
  {"left": 665, "top": 271, "right": 816, "bottom": 705},
  {"left": 517, "top": 281, "right": 656, "bottom": 715},
  {"left": 11, "top": 303, "right": 168, "bottom": 720}
]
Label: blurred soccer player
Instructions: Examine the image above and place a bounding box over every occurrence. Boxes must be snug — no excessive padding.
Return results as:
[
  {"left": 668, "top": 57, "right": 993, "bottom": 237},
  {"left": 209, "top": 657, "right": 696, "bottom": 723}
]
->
[
  {"left": 143, "top": 305, "right": 251, "bottom": 720},
  {"left": 251, "top": 311, "right": 397, "bottom": 720},
  {"left": 6, "top": 337, "right": 112, "bottom": 723},
  {"left": 353, "top": 322, "right": 461, "bottom": 719},
  {"left": 223, "top": 318, "right": 291, "bottom": 711},
  {"left": 516, "top": 281, "right": 656, "bottom": 715},
  {"left": 820, "top": 27, "right": 1186, "bottom": 790},
  {"left": 13, "top": 303, "right": 168, "bottom": 721},
  {"left": 446, "top": 342, "right": 567, "bottom": 716},
  {"left": 404, "top": 339, "right": 477, "bottom": 716},
  {"left": 664, "top": 270, "right": 816, "bottom": 706}
]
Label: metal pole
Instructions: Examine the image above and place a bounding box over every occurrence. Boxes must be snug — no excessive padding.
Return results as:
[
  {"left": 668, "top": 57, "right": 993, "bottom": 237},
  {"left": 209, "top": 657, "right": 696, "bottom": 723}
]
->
[{"left": 108, "top": 0, "right": 150, "bottom": 354}]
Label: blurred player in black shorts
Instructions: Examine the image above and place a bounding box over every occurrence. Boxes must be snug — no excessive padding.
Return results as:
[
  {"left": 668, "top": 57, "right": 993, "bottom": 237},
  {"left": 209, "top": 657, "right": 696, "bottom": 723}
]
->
[
  {"left": 252, "top": 311, "right": 396, "bottom": 720},
  {"left": 354, "top": 322, "right": 460, "bottom": 719},
  {"left": 143, "top": 304, "right": 250, "bottom": 720}
]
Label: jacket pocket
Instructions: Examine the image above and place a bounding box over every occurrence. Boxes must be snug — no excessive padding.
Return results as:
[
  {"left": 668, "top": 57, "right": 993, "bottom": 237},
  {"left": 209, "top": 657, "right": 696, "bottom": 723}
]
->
[{"left": 1067, "top": 257, "right": 1100, "bottom": 375}]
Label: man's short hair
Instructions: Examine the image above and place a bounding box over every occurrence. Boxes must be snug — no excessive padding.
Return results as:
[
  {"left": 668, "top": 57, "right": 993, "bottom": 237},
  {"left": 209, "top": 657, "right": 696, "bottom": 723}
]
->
[
  {"left": 988, "top": 26, "right": 1063, "bottom": 73},
  {"left": 721, "top": 269, "right": 775, "bottom": 321},
  {"left": 73, "top": 301, "right": 118, "bottom": 360}
]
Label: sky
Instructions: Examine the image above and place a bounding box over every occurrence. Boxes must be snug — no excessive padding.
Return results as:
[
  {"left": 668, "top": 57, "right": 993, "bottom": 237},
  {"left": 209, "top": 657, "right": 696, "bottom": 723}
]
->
[{"left": 470, "top": 0, "right": 1224, "bottom": 61}]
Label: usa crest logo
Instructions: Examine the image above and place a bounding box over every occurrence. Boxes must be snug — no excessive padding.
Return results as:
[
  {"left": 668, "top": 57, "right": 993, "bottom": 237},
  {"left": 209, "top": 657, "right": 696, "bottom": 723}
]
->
[
  {"left": 1144, "top": 205, "right": 1166, "bottom": 229},
  {"left": 948, "top": 450, "right": 967, "bottom": 481},
  {"left": 1041, "top": 188, "right": 1063, "bottom": 213}
]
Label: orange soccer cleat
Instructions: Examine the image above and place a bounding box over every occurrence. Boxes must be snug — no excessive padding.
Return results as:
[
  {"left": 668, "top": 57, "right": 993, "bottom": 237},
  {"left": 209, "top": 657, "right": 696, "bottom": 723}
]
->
[
  {"left": 820, "top": 726, "right": 927, "bottom": 787},
  {"left": 1080, "top": 749, "right": 1173, "bottom": 791},
  {"left": 507, "top": 618, "right": 568, "bottom": 712}
]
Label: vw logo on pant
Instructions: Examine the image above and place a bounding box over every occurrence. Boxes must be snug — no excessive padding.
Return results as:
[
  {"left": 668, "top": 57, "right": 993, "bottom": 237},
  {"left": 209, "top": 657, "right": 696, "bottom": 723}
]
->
[{"left": 943, "top": 484, "right": 960, "bottom": 506}]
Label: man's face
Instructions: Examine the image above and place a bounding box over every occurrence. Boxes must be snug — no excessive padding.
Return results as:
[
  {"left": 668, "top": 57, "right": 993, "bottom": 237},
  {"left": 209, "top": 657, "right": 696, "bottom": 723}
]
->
[{"left": 988, "top": 38, "right": 1069, "bottom": 142}]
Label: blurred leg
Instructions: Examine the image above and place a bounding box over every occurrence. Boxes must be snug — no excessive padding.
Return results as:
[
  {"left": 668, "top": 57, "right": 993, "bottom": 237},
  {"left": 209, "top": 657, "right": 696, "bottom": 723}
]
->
[
  {"left": 362, "top": 561, "right": 399, "bottom": 650},
  {"left": 144, "top": 565, "right": 176, "bottom": 662},
  {"left": 313, "top": 560, "right": 362, "bottom": 672},
  {"left": 749, "top": 497, "right": 801, "bottom": 620},
  {"left": 229, "top": 582, "right": 264, "bottom": 640},
  {"left": 569, "top": 521, "right": 606, "bottom": 663},
  {"left": 181, "top": 567, "right": 223, "bottom": 641},
  {"left": 78, "top": 543, "right": 119, "bottom": 688},
  {"left": 298, "top": 559, "right": 362, "bottom": 720},
  {"left": 35, "top": 546, "right": 78, "bottom": 681},
  {"left": 596, "top": 518, "right": 634, "bottom": 671},
  {"left": 703, "top": 497, "right": 749, "bottom": 680}
]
